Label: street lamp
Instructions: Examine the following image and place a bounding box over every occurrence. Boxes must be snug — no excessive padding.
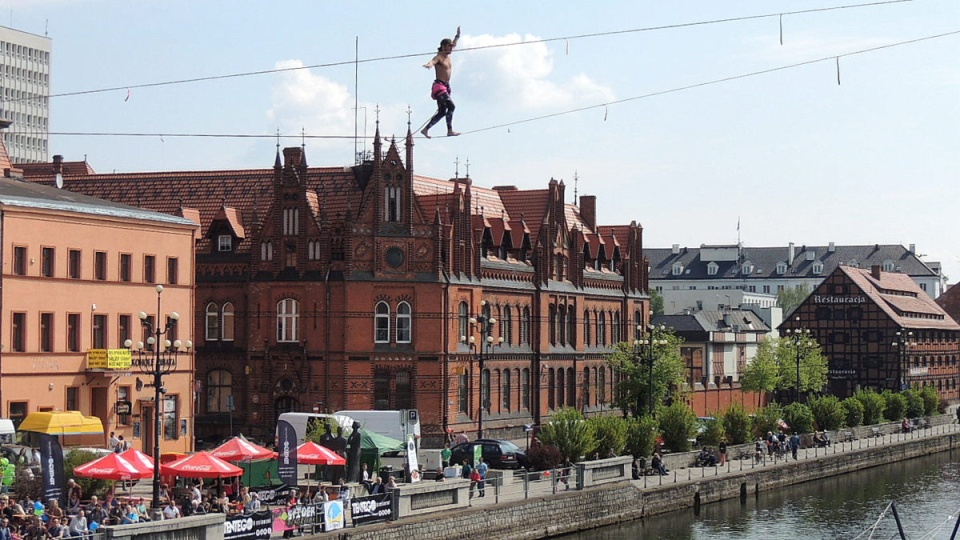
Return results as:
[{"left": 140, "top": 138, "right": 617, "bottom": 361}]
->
[
  {"left": 465, "top": 300, "right": 503, "bottom": 439},
  {"left": 124, "top": 285, "right": 191, "bottom": 521},
  {"left": 892, "top": 329, "right": 915, "bottom": 391},
  {"left": 784, "top": 322, "right": 810, "bottom": 403},
  {"left": 634, "top": 324, "right": 667, "bottom": 416}
]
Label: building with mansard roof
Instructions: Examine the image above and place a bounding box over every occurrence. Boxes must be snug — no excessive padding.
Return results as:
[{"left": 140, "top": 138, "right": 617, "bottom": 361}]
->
[
  {"left": 780, "top": 264, "right": 960, "bottom": 401},
  {"left": 23, "top": 124, "right": 656, "bottom": 444}
]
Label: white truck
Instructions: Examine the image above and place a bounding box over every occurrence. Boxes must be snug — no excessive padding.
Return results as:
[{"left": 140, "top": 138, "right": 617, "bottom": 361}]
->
[
  {"left": 334, "top": 409, "right": 421, "bottom": 450},
  {"left": 276, "top": 412, "right": 355, "bottom": 445}
]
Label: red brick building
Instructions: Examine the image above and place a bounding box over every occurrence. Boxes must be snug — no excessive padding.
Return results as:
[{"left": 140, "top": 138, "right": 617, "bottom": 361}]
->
[
  {"left": 23, "top": 126, "right": 650, "bottom": 444},
  {"left": 780, "top": 265, "right": 960, "bottom": 401}
]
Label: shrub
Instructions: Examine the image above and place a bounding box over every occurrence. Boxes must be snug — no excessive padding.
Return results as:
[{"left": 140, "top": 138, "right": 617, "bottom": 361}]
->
[
  {"left": 855, "top": 389, "right": 885, "bottom": 425},
  {"left": 625, "top": 416, "right": 658, "bottom": 458},
  {"left": 658, "top": 401, "right": 698, "bottom": 453},
  {"left": 538, "top": 408, "right": 595, "bottom": 462},
  {"left": 526, "top": 443, "right": 562, "bottom": 471},
  {"left": 752, "top": 403, "right": 783, "bottom": 439},
  {"left": 65, "top": 450, "right": 112, "bottom": 499},
  {"left": 882, "top": 391, "right": 907, "bottom": 422},
  {"left": 808, "top": 395, "right": 845, "bottom": 431},
  {"left": 11, "top": 463, "right": 42, "bottom": 501},
  {"left": 782, "top": 402, "right": 814, "bottom": 434},
  {"left": 587, "top": 415, "right": 628, "bottom": 457},
  {"left": 699, "top": 416, "right": 724, "bottom": 447},
  {"left": 842, "top": 397, "right": 864, "bottom": 427},
  {"left": 919, "top": 386, "right": 940, "bottom": 416},
  {"left": 902, "top": 389, "right": 924, "bottom": 418},
  {"left": 722, "top": 403, "right": 752, "bottom": 444}
]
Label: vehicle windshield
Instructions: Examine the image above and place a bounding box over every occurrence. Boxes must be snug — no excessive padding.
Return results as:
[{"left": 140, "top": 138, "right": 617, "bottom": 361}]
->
[{"left": 499, "top": 441, "right": 521, "bottom": 452}]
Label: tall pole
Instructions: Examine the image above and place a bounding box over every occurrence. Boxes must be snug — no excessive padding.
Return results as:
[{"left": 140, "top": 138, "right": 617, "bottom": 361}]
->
[
  {"left": 648, "top": 340, "right": 654, "bottom": 416},
  {"left": 796, "top": 337, "right": 801, "bottom": 403},
  {"left": 470, "top": 301, "right": 501, "bottom": 440}
]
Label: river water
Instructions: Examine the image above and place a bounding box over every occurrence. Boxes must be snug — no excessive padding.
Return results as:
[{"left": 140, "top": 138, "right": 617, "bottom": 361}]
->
[{"left": 560, "top": 449, "right": 960, "bottom": 539}]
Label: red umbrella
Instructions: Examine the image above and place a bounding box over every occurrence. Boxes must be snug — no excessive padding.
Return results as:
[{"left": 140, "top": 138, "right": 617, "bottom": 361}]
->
[
  {"left": 296, "top": 441, "right": 346, "bottom": 465},
  {"left": 74, "top": 452, "right": 147, "bottom": 481},
  {"left": 210, "top": 437, "right": 274, "bottom": 462},
  {"left": 160, "top": 451, "right": 243, "bottom": 479},
  {"left": 119, "top": 448, "right": 155, "bottom": 476}
]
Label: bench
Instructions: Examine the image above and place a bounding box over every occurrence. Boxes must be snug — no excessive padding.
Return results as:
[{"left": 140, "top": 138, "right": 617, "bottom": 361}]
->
[
  {"left": 911, "top": 417, "right": 931, "bottom": 430},
  {"left": 837, "top": 430, "right": 856, "bottom": 443},
  {"left": 871, "top": 427, "right": 882, "bottom": 438}
]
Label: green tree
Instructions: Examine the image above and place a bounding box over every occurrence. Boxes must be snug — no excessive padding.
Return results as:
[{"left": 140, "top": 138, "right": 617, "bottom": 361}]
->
[
  {"left": 722, "top": 402, "right": 752, "bottom": 444},
  {"left": 607, "top": 329, "right": 686, "bottom": 418},
  {"left": 902, "top": 389, "right": 924, "bottom": 418},
  {"left": 919, "top": 386, "right": 940, "bottom": 416},
  {"left": 650, "top": 289, "right": 665, "bottom": 317},
  {"left": 699, "top": 416, "right": 725, "bottom": 447},
  {"left": 752, "top": 403, "right": 783, "bottom": 439},
  {"left": 842, "top": 396, "right": 864, "bottom": 427},
  {"left": 538, "top": 407, "right": 595, "bottom": 462},
  {"left": 657, "top": 401, "right": 698, "bottom": 452},
  {"left": 808, "top": 395, "right": 846, "bottom": 431},
  {"left": 741, "top": 339, "right": 781, "bottom": 406},
  {"left": 882, "top": 391, "right": 907, "bottom": 422},
  {"left": 624, "top": 416, "right": 658, "bottom": 458},
  {"left": 776, "top": 335, "right": 829, "bottom": 399},
  {"left": 782, "top": 402, "right": 814, "bottom": 434},
  {"left": 855, "top": 389, "right": 885, "bottom": 425},
  {"left": 587, "top": 415, "right": 628, "bottom": 457},
  {"left": 65, "top": 450, "right": 111, "bottom": 498},
  {"left": 777, "top": 283, "right": 812, "bottom": 317}
]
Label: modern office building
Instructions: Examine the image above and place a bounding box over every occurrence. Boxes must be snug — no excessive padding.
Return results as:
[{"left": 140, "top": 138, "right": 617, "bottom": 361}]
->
[{"left": 0, "top": 25, "right": 50, "bottom": 164}]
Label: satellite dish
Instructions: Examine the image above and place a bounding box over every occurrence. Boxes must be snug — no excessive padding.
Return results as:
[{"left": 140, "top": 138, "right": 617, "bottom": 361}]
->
[
  {"left": 54, "top": 172, "right": 63, "bottom": 189},
  {"left": 135, "top": 377, "right": 144, "bottom": 392}
]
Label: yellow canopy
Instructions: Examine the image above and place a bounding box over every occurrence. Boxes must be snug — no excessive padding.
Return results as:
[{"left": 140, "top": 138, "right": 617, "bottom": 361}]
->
[{"left": 18, "top": 411, "right": 104, "bottom": 436}]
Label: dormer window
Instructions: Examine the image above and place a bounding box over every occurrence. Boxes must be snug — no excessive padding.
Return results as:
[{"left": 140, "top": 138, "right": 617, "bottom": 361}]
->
[
  {"left": 812, "top": 262, "right": 824, "bottom": 274},
  {"left": 385, "top": 186, "right": 401, "bottom": 222},
  {"left": 218, "top": 235, "right": 233, "bottom": 252},
  {"left": 776, "top": 261, "right": 787, "bottom": 275},
  {"left": 882, "top": 259, "right": 895, "bottom": 272},
  {"left": 707, "top": 262, "right": 718, "bottom": 276},
  {"left": 672, "top": 262, "right": 683, "bottom": 276},
  {"left": 282, "top": 208, "right": 299, "bottom": 235},
  {"left": 742, "top": 261, "right": 754, "bottom": 275}
]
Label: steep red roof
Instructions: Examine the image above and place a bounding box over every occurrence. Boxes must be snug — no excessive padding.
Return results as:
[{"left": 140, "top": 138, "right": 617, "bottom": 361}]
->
[{"left": 842, "top": 266, "right": 959, "bottom": 330}]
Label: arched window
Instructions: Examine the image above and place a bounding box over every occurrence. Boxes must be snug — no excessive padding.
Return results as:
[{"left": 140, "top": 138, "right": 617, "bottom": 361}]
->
[
  {"left": 503, "top": 308, "right": 513, "bottom": 345},
  {"left": 558, "top": 305, "right": 566, "bottom": 345},
  {"left": 260, "top": 241, "right": 273, "bottom": 261},
  {"left": 221, "top": 302, "right": 235, "bottom": 341},
  {"left": 396, "top": 302, "right": 412, "bottom": 343},
  {"left": 598, "top": 367, "right": 606, "bottom": 404},
  {"left": 522, "top": 306, "right": 531, "bottom": 345},
  {"left": 277, "top": 299, "right": 299, "bottom": 342},
  {"left": 584, "top": 311, "right": 591, "bottom": 346},
  {"left": 502, "top": 369, "right": 511, "bottom": 412},
  {"left": 557, "top": 368, "right": 565, "bottom": 408},
  {"left": 396, "top": 370, "right": 412, "bottom": 409},
  {"left": 634, "top": 310, "right": 643, "bottom": 341},
  {"left": 548, "top": 305, "right": 557, "bottom": 345},
  {"left": 458, "top": 302, "right": 469, "bottom": 343},
  {"left": 205, "top": 303, "right": 219, "bottom": 342},
  {"left": 206, "top": 370, "right": 232, "bottom": 413},
  {"left": 521, "top": 368, "right": 530, "bottom": 410},
  {"left": 598, "top": 312, "right": 607, "bottom": 346},
  {"left": 567, "top": 309, "right": 576, "bottom": 348},
  {"left": 481, "top": 369, "right": 491, "bottom": 411},
  {"left": 583, "top": 367, "right": 590, "bottom": 407},
  {"left": 613, "top": 311, "right": 621, "bottom": 344},
  {"left": 375, "top": 302, "right": 390, "bottom": 343},
  {"left": 567, "top": 367, "right": 576, "bottom": 408},
  {"left": 547, "top": 368, "right": 556, "bottom": 410}
]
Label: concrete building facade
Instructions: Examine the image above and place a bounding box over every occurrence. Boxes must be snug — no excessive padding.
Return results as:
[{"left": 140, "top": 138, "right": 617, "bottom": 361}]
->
[{"left": 0, "top": 25, "right": 50, "bottom": 163}]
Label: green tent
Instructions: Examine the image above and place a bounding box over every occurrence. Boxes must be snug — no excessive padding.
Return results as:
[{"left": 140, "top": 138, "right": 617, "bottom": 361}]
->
[{"left": 360, "top": 430, "right": 405, "bottom": 453}]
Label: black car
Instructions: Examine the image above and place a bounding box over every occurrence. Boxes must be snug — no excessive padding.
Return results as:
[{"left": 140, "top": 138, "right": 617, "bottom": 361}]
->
[{"left": 449, "top": 439, "right": 528, "bottom": 469}]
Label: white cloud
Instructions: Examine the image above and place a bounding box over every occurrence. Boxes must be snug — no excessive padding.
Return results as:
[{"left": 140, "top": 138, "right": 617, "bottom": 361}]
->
[
  {"left": 458, "top": 34, "right": 614, "bottom": 110},
  {"left": 267, "top": 59, "right": 355, "bottom": 143}
]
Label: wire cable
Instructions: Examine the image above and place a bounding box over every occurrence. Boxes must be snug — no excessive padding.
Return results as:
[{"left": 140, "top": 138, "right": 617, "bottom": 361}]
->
[{"left": 17, "top": 0, "right": 918, "bottom": 103}]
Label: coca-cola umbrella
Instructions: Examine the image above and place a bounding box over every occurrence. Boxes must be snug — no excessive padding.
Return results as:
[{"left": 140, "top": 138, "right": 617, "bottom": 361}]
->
[
  {"left": 210, "top": 436, "right": 274, "bottom": 462},
  {"left": 296, "top": 441, "right": 346, "bottom": 466},
  {"left": 74, "top": 452, "right": 148, "bottom": 481},
  {"left": 160, "top": 451, "right": 243, "bottom": 479},
  {"left": 119, "top": 447, "right": 155, "bottom": 476}
]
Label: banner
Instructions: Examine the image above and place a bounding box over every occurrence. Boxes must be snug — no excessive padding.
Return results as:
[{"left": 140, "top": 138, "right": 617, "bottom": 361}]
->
[
  {"left": 276, "top": 419, "right": 298, "bottom": 487},
  {"left": 249, "top": 484, "right": 293, "bottom": 506},
  {"left": 272, "top": 503, "right": 319, "bottom": 533},
  {"left": 350, "top": 493, "right": 393, "bottom": 526},
  {"left": 38, "top": 433, "right": 65, "bottom": 506},
  {"left": 322, "top": 500, "right": 344, "bottom": 532},
  {"left": 223, "top": 510, "right": 273, "bottom": 540}
]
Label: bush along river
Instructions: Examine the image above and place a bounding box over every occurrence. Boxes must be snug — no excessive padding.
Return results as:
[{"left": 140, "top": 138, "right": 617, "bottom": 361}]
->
[{"left": 560, "top": 448, "right": 960, "bottom": 539}]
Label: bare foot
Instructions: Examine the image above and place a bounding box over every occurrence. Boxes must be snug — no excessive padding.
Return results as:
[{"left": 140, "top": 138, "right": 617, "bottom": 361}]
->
[
  {"left": 421, "top": 128, "right": 431, "bottom": 139},
  {"left": 447, "top": 131, "right": 460, "bottom": 137}
]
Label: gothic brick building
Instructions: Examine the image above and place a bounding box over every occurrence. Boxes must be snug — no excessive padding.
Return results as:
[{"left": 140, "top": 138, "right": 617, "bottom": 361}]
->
[{"left": 23, "top": 125, "right": 650, "bottom": 445}]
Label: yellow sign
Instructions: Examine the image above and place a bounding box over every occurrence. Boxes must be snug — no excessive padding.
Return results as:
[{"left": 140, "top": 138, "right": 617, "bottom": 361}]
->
[{"left": 87, "top": 349, "right": 133, "bottom": 370}]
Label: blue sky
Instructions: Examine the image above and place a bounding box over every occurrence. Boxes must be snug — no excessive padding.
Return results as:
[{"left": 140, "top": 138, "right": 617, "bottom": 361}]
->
[{"left": 8, "top": 0, "right": 960, "bottom": 282}]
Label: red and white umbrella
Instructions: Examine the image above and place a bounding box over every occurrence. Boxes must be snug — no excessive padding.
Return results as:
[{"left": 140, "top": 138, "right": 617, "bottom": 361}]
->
[
  {"left": 74, "top": 452, "right": 147, "bottom": 481},
  {"left": 210, "top": 437, "right": 274, "bottom": 462},
  {"left": 160, "top": 451, "right": 243, "bottom": 479},
  {"left": 119, "top": 448, "right": 155, "bottom": 476},
  {"left": 296, "top": 441, "right": 346, "bottom": 466}
]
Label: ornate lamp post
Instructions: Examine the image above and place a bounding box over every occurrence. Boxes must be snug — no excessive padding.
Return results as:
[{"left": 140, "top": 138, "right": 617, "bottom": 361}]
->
[
  {"left": 465, "top": 300, "right": 502, "bottom": 439},
  {"left": 124, "top": 285, "right": 191, "bottom": 521},
  {"left": 892, "top": 329, "right": 915, "bottom": 391},
  {"left": 634, "top": 324, "right": 667, "bottom": 416},
  {"left": 784, "top": 320, "right": 810, "bottom": 403}
]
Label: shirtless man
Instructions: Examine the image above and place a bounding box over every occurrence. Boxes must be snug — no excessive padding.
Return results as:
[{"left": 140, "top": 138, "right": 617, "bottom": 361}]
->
[{"left": 421, "top": 26, "right": 461, "bottom": 138}]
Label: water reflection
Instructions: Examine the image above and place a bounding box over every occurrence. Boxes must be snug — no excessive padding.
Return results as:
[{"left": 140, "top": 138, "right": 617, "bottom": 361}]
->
[{"left": 561, "top": 450, "right": 960, "bottom": 539}]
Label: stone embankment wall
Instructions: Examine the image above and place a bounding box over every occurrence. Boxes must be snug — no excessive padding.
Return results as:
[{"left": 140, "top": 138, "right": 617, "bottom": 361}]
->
[{"left": 308, "top": 433, "right": 959, "bottom": 540}]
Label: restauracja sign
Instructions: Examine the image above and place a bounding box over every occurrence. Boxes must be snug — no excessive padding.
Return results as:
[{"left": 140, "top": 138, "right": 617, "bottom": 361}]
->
[{"left": 813, "top": 295, "right": 866, "bottom": 304}]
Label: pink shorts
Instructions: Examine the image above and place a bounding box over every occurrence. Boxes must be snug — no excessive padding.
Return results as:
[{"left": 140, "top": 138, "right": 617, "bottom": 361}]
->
[{"left": 431, "top": 81, "right": 450, "bottom": 100}]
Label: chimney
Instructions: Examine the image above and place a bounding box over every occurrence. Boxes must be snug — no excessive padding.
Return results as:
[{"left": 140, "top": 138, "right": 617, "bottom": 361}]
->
[
  {"left": 828, "top": 242, "right": 835, "bottom": 252},
  {"left": 788, "top": 242, "right": 795, "bottom": 265},
  {"left": 53, "top": 154, "right": 64, "bottom": 174},
  {"left": 672, "top": 244, "right": 680, "bottom": 255},
  {"left": 909, "top": 244, "right": 916, "bottom": 254},
  {"left": 579, "top": 195, "right": 596, "bottom": 231},
  {"left": 871, "top": 265, "right": 882, "bottom": 280}
]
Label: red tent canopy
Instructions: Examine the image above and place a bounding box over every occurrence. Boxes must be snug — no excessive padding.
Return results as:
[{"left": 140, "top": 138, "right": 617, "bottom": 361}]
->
[
  {"left": 296, "top": 442, "right": 346, "bottom": 466},
  {"left": 160, "top": 451, "right": 243, "bottom": 479},
  {"left": 210, "top": 437, "right": 273, "bottom": 462},
  {"left": 119, "top": 448, "right": 155, "bottom": 475},
  {"left": 74, "top": 453, "right": 148, "bottom": 481}
]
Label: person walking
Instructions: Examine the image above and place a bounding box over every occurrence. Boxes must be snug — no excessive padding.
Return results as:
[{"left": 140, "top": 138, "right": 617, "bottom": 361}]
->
[
  {"left": 475, "top": 457, "right": 488, "bottom": 498},
  {"left": 789, "top": 432, "right": 801, "bottom": 461},
  {"left": 718, "top": 438, "right": 727, "bottom": 466},
  {"left": 421, "top": 26, "right": 461, "bottom": 138}
]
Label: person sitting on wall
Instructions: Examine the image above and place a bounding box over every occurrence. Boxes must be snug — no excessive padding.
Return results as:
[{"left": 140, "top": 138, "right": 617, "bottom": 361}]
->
[{"left": 651, "top": 452, "right": 668, "bottom": 476}]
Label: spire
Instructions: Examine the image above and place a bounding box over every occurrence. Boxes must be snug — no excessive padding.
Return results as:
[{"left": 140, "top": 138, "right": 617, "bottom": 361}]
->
[
  {"left": 373, "top": 104, "right": 382, "bottom": 163},
  {"left": 300, "top": 127, "right": 308, "bottom": 168},
  {"left": 274, "top": 128, "right": 282, "bottom": 169}
]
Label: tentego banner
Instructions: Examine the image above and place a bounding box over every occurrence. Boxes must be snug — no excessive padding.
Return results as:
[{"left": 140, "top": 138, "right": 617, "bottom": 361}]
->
[
  {"left": 38, "top": 433, "right": 65, "bottom": 506},
  {"left": 350, "top": 493, "right": 393, "bottom": 525},
  {"left": 223, "top": 510, "right": 272, "bottom": 540},
  {"left": 276, "top": 419, "right": 298, "bottom": 487}
]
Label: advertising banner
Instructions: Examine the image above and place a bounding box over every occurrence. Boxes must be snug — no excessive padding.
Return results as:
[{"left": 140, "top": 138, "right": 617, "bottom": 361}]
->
[
  {"left": 322, "top": 500, "right": 345, "bottom": 532},
  {"left": 350, "top": 493, "right": 393, "bottom": 526},
  {"left": 223, "top": 510, "right": 273, "bottom": 540},
  {"left": 276, "top": 419, "right": 298, "bottom": 487},
  {"left": 405, "top": 434, "right": 421, "bottom": 482},
  {"left": 38, "top": 433, "right": 65, "bottom": 506},
  {"left": 250, "top": 484, "right": 293, "bottom": 505}
]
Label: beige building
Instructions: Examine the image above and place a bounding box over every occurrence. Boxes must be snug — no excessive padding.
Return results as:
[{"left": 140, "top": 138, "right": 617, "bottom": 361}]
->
[{"left": 0, "top": 146, "right": 198, "bottom": 452}]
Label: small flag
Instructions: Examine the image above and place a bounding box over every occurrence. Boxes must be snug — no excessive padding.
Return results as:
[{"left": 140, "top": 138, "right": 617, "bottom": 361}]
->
[
  {"left": 604, "top": 106, "right": 608, "bottom": 121},
  {"left": 124, "top": 88, "right": 131, "bottom": 102},
  {"left": 737, "top": 217, "right": 740, "bottom": 231}
]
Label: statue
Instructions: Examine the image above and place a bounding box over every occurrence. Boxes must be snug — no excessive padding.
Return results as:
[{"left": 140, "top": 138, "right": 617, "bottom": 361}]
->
[
  {"left": 318, "top": 424, "right": 336, "bottom": 482},
  {"left": 330, "top": 427, "right": 349, "bottom": 482},
  {"left": 346, "top": 421, "right": 363, "bottom": 482},
  {"left": 318, "top": 424, "right": 334, "bottom": 448}
]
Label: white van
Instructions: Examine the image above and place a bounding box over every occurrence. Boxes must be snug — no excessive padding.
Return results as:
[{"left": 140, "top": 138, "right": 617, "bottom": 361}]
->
[
  {"left": 276, "top": 412, "right": 355, "bottom": 445},
  {"left": 334, "top": 409, "right": 421, "bottom": 450},
  {"left": 0, "top": 419, "right": 14, "bottom": 445}
]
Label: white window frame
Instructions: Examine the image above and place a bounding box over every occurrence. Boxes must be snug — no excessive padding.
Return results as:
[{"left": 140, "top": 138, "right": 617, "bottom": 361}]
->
[
  {"left": 218, "top": 235, "right": 232, "bottom": 252},
  {"left": 277, "top": 299, "right": 299, "bottom": 342},
  {"left": 707, "top": 262, "right": 718, "bottom": 276},
  {"left": 812, "top": 262, "right": 824, "bottom": 275},
  {"left": 205, "top": 303, "right": 219, "bottom": 341},
  {"left": 221, "top": 302, "right": 235, "bottom": 342},
  {"left": 375, "top": 302, "right": 391, "bottom": 343},
  {"left": 396, "top": 301, "right": 412, "bottom": 343},
  {"left": 776, "top": 262, "right": 787, "bottom": 275},
  {"left": 672, "top": 263, "right": 683, "bottom": 276}
]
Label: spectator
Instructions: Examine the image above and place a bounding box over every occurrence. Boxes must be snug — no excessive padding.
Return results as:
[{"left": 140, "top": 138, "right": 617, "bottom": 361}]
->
[
  {"left": 161, "top": 501, "right": 180, "bottom": 521},
  {"left": 338, "top": 478, "right": 351, "bottom": 510},
  {"left": 64, "top": 493, "right": 81, "bottom": 517},
  {"left": 66, "top": 511, "right": 88, "bottom": 538},
  {"left": 0, "top": 517, "right": 11, "bottom": 540},
  {"left": 651, "top": 452, "right": 668, "bottom": 476},
  {"left": 440, "top": 443, "right": 452, "bottom": 469},
  {"left": 108, "top": 432, "right": 119, "bottom": 451},
  {"left": 360, "top": 463, "right": 373, "bottom": 493},
  {"left": 434, "top": 468, "right": 445, "bottom": 481},
  {"left": 367, "top": 477, "right": 384, "bottom": 495},
  {"left": 47, "top": 500, "right": 64, "bottom": 521},
  {"left": 246, "top": 493, "right": 261, "bottom": 513},
  {"left": 84, "top": 498, "right": 105, "bottom": 528},
  {"left": 385, "top": 476, "right": 398, "bottom": 491},
  {"left": 46, "top": 518, "right": 66, "bottom": 540}
]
